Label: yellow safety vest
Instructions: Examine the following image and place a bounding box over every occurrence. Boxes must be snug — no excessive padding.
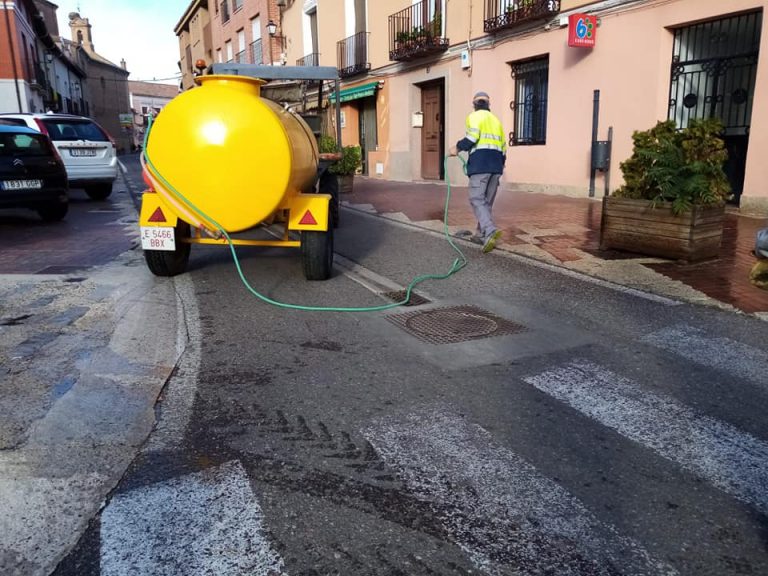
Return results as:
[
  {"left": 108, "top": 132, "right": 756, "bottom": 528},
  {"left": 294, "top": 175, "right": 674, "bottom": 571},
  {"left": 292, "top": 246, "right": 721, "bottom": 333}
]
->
[{"left": 466, "top": 109, "right": 507, "bottom": 155}]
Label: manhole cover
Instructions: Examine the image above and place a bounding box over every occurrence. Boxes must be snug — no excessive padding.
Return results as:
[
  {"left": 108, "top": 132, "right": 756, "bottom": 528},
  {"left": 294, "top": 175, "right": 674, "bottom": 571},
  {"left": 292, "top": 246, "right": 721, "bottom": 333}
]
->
[{"left": 387, "top": 305, "right": 527, "bottom": 345}]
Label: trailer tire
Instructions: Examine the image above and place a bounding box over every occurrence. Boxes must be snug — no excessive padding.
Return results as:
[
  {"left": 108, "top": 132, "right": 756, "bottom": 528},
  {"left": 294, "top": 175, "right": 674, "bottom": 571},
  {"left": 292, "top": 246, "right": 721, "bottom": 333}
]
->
[
  {"left": 301, "top": 225, "right": 333, "bottom": 281},
  {"left": 144, "top": 221, "right": 191, "bottom": 277},
  {"left": 319, "top": 170, "right": 340, "bottom": 228}
]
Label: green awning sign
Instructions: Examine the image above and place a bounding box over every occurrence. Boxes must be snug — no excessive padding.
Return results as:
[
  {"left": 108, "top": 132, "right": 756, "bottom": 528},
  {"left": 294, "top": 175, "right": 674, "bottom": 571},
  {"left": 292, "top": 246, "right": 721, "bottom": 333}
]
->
[{"left": 328, "top": 82, "right": 379, "bottom": 103}]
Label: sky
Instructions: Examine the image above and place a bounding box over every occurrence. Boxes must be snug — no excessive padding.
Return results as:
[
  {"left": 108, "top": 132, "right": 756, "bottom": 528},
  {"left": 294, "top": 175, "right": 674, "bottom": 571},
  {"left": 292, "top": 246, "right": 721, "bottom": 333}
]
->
[{"left": 54, "top": 0, "right": 188, "bottom": 84}]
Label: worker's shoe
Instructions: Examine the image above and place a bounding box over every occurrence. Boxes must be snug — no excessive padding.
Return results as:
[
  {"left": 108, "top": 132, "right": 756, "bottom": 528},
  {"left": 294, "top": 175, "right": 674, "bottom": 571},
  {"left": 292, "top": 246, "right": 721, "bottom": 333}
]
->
[
  {"left": 482, "top": 230, "right": 502, "bottom": 253},
  {"left": 469, "top": 234, "right": 484, "bottom": 245}
]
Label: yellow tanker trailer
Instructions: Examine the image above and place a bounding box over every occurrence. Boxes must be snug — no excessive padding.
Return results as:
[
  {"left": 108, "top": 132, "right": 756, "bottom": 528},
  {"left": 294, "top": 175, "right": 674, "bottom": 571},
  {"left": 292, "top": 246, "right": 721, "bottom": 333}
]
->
[{"left": 138, "top": 65, "right": 344, "bottom": 280}]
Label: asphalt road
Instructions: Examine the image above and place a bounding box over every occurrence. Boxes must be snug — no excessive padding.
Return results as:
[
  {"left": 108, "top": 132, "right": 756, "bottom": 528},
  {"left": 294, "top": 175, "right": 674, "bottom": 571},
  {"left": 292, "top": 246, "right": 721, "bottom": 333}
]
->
[
  {"left": 3, "top": 154, "right": 767, "bottom": 575},
  {"left": 51, "top": 155, "right": 768, "bottom": 575}
]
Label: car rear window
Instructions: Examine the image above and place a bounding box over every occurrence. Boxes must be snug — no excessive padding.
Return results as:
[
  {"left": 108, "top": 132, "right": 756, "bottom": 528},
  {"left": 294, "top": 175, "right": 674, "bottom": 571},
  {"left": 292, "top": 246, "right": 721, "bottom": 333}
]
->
[
  {"left": 0, "top": 133, "right": 53, "bottom": 157},
  {"left": 42, "top": 119, "right": 109, "bottom": 142}
]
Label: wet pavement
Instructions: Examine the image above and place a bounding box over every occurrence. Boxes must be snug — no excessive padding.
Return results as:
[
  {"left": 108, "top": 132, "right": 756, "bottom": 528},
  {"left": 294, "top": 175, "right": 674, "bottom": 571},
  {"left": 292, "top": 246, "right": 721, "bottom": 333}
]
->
[{"left": 342, "top": 177, "right": 768, "bottom": 316}]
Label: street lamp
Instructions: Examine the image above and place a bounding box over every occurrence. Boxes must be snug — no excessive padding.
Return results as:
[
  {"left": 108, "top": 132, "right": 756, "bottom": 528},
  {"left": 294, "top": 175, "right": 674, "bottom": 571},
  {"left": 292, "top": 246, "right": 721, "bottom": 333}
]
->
[{"left": 266, "top": 20, "right": 277, "bottom": 36}]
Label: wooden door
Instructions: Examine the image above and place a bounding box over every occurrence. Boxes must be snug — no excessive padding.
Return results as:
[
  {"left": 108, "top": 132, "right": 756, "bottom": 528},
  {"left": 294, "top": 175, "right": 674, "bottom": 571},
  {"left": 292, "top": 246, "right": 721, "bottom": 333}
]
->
[{"left": 421, "top": 83, "right": 443, "bottom": 180}]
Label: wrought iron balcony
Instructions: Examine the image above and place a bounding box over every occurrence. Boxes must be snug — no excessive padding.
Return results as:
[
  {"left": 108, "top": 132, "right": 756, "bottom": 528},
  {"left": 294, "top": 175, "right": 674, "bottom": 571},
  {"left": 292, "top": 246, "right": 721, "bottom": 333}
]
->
[
  {"left": 389, "top": 1, "right": 448, "bottom": 62},
  {"left": 250, "top": 39, "right": 263, "bottom": 65},
  {"left": 234, "top": 50, "right": 247, "bottom": 64},
  {"left": 337, "top": 32, "right": 370, "bottom": 78},
  {"left": 296, "top": 53, "right": 319, "bottom": 67},
  {"left": 484, "top": 0, "right": 561, "bottom": 33},
  {"left": 30, "top": 63, "right": 48, "bottom": 92}
]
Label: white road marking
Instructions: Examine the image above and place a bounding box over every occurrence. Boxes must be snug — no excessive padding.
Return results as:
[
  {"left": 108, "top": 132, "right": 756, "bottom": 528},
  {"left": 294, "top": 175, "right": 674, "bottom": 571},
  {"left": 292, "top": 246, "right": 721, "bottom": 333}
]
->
[
  {"left": 524, "top": 360, "right": 768, "bottom": 515},
  {"left": 642, "top": 324, "right": 768, "bottom": 386},
  {"left": 100, "top": 460, "right": 285, "bottom": 576},
  {"left": 365, "top": 408, "right": 675, "bottom": 576}
]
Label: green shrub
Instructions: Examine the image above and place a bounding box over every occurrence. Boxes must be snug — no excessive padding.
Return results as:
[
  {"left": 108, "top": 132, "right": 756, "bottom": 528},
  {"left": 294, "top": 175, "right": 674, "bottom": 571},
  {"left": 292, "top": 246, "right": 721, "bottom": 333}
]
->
[
  {"left": 318, "top": 134, "right": 337, "bottom": 154},
  {"left": 613, "top": 118, "right": 731, "bottom": 215},
  {"left": 329, "top": 145, "right": 362, "bottom": 176}
]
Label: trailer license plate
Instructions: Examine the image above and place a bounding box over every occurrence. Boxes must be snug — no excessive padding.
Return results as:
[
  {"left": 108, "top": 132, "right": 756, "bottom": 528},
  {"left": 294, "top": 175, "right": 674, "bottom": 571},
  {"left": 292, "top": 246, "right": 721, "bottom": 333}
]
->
[
  {"left": 2, "top": 179, "right": 42, "bottom": 190},
  {"left": 141, "top": 226, "right": 176, "bottom": 250}
]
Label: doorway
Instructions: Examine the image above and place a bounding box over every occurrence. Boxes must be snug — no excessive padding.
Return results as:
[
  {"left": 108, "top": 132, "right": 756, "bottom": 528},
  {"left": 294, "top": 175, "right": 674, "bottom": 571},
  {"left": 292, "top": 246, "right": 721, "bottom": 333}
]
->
[
  {"left": 420, "top": 80, "right": 444, "bottom": 180},
  {"left": 668, "top": 11, "right": 762, "bottom": 204},
  {"left": 358, "top": 96, "right": 377, "bottom": 176}
]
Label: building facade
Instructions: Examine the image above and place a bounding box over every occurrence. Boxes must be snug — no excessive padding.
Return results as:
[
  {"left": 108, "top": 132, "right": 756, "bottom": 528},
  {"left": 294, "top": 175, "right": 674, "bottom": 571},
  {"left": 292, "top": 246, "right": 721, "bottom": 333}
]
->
[
  {"left": 0, "top": 0, "right": 87, "bottom": 115},
  {"left": 175, "top": 0, "right": 768, "bottom": 216},
  {"left": 66, "top": 12, "right": 132, "bottom": 153},
  {"left": 175, "top": 0, "right": 213, "bottom": 91}
]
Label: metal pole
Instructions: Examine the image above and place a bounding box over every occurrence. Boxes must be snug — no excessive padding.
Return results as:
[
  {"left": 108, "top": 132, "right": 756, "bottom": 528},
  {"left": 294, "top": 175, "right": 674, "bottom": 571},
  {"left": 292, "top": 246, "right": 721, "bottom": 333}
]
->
[
  {"left": 605, "top": 126, "right": 613, "bottom": 197},
  {"left": 335, "top": 79, "right": 342, "bottom": 148},
  {"left": 589, "top": 89, "right": 600, "bottom": 198}
]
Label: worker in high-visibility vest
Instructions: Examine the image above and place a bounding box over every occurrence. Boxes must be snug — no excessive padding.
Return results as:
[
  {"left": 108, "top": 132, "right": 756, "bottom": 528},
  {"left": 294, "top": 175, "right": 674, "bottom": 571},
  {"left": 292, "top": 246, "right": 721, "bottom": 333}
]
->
[{"left": 449, "top": 91, "right": 507, "bottom": 253}]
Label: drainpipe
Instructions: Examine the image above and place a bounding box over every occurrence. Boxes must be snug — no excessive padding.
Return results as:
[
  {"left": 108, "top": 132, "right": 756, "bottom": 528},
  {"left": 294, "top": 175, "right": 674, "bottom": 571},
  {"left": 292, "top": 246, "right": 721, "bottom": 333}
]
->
[{"left": 2, "top": 0, "right": 23, "bottom": 112}]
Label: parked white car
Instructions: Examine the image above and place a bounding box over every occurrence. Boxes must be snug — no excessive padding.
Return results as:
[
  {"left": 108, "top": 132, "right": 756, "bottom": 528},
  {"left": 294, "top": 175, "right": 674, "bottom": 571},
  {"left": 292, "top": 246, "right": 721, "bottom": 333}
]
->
[{"left": 0, "top": 113, "right": 118, "bottom": 200}]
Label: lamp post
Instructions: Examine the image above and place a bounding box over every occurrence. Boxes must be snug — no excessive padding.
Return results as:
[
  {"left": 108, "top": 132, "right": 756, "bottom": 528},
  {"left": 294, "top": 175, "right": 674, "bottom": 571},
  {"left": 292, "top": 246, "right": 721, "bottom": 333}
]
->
[{"left": 267, "top": 20, "right": 283, "bottom": 66}]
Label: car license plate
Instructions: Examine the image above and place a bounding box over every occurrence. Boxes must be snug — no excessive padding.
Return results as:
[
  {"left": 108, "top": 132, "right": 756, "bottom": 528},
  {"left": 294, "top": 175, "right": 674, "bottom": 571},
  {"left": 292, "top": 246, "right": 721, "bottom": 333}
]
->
[
  {"left": 1, "top": 179, "right": 43, "bottom": 190},
  {"left": 141, "top": 226, "right": 176, "bottom": 250},
  {"left": 70, "top": 148, "right": 97, "bottom": 157}
]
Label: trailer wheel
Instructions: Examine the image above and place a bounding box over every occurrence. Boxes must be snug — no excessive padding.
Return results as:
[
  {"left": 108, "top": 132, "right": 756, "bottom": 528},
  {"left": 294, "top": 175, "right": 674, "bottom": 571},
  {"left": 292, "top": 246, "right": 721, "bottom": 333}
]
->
[
  {"left": 301, "top": 224, "right": 333, "bottom": 281},
  {"left": 319, "top": 170, "right": 340, "bottom": 228},
  {"left": 144, "top": 221, "right": 191, "bottom": 277}
]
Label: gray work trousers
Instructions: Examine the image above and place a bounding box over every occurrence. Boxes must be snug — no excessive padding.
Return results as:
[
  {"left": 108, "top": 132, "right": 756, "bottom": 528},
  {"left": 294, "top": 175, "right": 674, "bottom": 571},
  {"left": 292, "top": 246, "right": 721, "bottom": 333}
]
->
[{"left": 468, "top": 173, "right": 501, "bottom": 240}]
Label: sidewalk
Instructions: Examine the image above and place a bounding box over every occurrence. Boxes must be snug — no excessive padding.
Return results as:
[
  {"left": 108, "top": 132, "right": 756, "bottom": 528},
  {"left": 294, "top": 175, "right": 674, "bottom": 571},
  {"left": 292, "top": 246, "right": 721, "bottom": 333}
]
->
[{"left": 341, "top": 177, "right": 768, "bottom": 317}]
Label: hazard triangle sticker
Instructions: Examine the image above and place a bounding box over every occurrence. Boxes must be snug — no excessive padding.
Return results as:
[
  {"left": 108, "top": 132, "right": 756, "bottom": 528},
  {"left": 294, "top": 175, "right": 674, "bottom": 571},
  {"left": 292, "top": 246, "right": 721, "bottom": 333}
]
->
[
  {"left": 299, "top": 210, "right": 317, "bottom": 225},
  {"left": 148, "top": 207, "right": 167, "bottom": 223}
]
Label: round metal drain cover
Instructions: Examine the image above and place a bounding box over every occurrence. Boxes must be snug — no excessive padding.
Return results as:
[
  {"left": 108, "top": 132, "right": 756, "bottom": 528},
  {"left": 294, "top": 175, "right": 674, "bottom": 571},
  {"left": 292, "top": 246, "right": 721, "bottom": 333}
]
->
[
  {"left": 387, "top": 305, "right": 527, "bottom": 345},
  {"left": 405, "top": 309, "right": 498, "bottom": 339}
]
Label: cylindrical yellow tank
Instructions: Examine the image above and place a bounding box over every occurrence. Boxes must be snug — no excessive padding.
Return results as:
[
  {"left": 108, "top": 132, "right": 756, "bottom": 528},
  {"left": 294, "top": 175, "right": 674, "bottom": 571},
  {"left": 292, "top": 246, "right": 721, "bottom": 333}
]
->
[{"left": 146, "top": 75, "right": 319, "bottom": 232}]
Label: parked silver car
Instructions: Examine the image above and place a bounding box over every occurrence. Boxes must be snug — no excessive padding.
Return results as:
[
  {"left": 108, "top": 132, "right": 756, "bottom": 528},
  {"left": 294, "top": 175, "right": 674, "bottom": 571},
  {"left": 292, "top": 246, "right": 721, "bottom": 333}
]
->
[{"left": 0, "top": 113, "right": 117, "bottom": 200}]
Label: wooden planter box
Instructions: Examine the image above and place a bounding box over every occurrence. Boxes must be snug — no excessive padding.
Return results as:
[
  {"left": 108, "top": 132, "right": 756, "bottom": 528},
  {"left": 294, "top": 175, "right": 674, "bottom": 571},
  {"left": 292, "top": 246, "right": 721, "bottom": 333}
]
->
[
  {"left": 338, "top": 174, "right": 354, "bottom": 194},
  {"left": 600, "top": 197, "right": 725, "bottom": 262}
]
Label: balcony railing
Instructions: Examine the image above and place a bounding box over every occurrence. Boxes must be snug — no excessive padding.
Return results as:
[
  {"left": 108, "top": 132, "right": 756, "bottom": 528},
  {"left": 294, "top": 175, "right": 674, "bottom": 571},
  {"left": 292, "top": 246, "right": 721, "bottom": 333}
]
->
[
  {"left": 389, "top": 1, "right": 448, "bottom": 62},
  {"left": 220, "top": 0, "right": 230, "bottom": 23},
  {"left": 484, "top": 0, "right": 561, "bottom": 33},
  {"left": 235, "top": 50, "right": 247, "bottom": 64},
  {"left": 250, "top": 39, "right": 263, "bottom": 65},
  {"left": 337, "top": 32, "right": 370, "bottom": 78},
  {"left": 296, "top": 53, "right": 319, "bottom": 67},
  {"left": 30, "top": 63, "right": 48, "bottom": 92}
]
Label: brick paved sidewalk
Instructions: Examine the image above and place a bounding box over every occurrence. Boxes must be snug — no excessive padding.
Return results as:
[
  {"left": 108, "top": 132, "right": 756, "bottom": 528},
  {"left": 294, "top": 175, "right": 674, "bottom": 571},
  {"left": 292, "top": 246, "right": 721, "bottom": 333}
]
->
[{"left": 342, "top": 177, "right": 768, "bottom": 316}]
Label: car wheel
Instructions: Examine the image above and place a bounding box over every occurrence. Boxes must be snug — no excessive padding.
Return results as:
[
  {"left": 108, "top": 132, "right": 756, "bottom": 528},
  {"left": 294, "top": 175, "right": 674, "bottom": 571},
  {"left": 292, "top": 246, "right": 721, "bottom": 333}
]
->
[
  {"left": 37, "top": 201, "right": 69, "bottom": 222},
  {"left": 85, "top": 183, "right": 113, "bottom": 200}
]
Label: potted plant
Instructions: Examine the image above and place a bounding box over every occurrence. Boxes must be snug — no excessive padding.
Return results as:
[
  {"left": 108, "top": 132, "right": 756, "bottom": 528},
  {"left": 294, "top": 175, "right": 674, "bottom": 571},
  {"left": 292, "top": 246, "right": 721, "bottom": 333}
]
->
[
  {"left": 330, "top": 145, "right": 362, "bottom": 194},
  {"left": 600, "top": 118, "right": 731, "bottom": 262},
  {"left": 318, "top": 135, "right": 361, "bottom": 194}
]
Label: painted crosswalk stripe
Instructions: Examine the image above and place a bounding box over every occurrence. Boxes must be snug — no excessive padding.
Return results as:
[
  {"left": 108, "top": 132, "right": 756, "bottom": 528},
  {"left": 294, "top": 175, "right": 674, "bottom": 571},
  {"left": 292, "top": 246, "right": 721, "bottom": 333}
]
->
[
  {"left": 524, "top": 360, "right": 768, "bottom": 515},
  {"left": 365, "top": 408, "right": 676, "bottom": 575},
  {"left": 100, "top": 460, "right": 285, "bottom": 576},
  {"left": 642, "top": 324, "right": 768, "bottom": 386}
]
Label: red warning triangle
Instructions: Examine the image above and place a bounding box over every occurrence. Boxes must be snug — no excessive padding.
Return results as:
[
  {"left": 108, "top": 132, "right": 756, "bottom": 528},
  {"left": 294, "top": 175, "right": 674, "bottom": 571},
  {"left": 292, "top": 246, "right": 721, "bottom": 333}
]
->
[
  {"left": 299, "top": 210, "right": 317, "bottom": 225},
  {"left": 148, "top": 207, "right": 167, "bottom": 223}
]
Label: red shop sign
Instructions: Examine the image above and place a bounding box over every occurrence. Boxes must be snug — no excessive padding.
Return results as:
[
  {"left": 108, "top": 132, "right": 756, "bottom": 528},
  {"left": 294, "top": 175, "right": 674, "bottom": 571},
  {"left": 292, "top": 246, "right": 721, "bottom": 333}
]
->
[{"left": 568, "top": 14, "right": 598, "bottom": 48}]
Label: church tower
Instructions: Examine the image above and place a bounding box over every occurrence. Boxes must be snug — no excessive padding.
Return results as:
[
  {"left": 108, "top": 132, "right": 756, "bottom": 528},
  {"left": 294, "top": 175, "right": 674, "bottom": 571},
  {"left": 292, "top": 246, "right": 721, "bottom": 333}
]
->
[{"left": 68, "top": 12, "right": 95, "bottom": 54}]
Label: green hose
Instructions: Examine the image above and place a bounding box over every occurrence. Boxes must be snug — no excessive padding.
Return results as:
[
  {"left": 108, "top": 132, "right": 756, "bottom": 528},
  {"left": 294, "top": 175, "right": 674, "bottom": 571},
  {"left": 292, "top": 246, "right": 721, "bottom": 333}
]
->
[{"left": 142, "top": 118, "right": 468, "bottom": 312}]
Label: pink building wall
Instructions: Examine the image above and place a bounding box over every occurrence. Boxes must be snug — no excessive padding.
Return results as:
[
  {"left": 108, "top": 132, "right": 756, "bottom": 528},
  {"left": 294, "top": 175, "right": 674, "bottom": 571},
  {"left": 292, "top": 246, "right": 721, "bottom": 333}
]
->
[{"left": 402, "top": 0, "right": 768, "bottom": 214}]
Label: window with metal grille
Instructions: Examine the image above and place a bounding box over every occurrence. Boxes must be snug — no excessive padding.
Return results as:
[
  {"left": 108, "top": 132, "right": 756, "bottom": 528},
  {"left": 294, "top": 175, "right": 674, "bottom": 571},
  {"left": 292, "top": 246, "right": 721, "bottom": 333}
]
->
[{"left": 510, "top": 55, "right": 549, "bottom": 145}]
